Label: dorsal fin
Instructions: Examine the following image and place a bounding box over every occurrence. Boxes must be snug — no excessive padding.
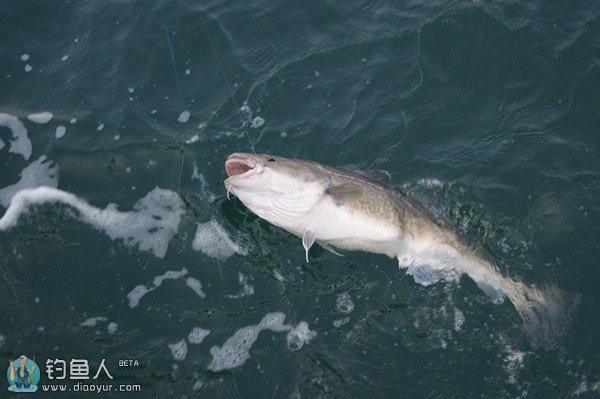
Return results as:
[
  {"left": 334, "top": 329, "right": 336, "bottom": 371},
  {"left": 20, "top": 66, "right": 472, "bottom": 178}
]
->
[
  {"left": 325, "top": 183, "right": 363, "bottom": 206},
  {"left": 340, "top": 165, "right": 391, "bottom": 185}
]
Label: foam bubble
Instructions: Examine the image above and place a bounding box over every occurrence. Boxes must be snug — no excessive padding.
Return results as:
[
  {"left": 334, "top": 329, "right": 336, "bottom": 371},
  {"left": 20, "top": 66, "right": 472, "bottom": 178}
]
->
[
  {"left": 178, "top": 111, "right": 190, "bottom": 123},
  {"left": 0, "top": 113, "right": 32, "bottom": 160},
  {"left": 250, "top": 116, "right": 265, "bottom": 128},
  {"left": 286, "top": 322, "right": 317, "bottom": 351},
  {"left": 192, "top": 220, "right": 247, "bottom": 260},
  {"left": 333, "top": 317, "right": 350, "bottom": 328},
  {"left": 21, "top": 54, "right": 30, "bottom": 61},
  {"left": 55, "top": 125, "right": 66, "bottom": 139},
  {"left": 80, "top": 316, "right": 107, "bottom": 327},
  {"left": 169, "top": 339, "right": 188, "bottom": 361},
  {"left": 0, "top": 156, "right": 59, "bottom": 208},
  {"left": 27, "top": 112, "right": 53, "bottom": 124},
  {"left": 24, "top": 64, "right": 32, "bottom": 72},
  {"left": 188, "top": 327, "right": 210, "bottom": 344},
  {"left": 226, "top": 273, "right": 254, "bottom": 299},
  {"left": 208, "top": 313, "right": 291, "bottom": 372},
  {"left": 0, "top": 186, "right": 185, "bottom": 258},
  {"left": 336, "top": 292, "right": 354, "bottom": 313},
  {"left": 107, "top": 322, "right": 118, "bottom": 335}
]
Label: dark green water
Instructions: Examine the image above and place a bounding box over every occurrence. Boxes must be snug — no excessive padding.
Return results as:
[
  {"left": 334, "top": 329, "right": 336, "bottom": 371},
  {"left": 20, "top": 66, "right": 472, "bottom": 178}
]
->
[{"left": 1, "top": 1, "right": 599, "bottom": 397}]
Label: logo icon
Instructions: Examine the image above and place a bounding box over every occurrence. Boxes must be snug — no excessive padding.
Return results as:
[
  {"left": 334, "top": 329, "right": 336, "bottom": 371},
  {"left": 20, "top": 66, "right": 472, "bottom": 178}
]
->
[{"left": 7, "top": 355, "right": 40, "bottom": 393}]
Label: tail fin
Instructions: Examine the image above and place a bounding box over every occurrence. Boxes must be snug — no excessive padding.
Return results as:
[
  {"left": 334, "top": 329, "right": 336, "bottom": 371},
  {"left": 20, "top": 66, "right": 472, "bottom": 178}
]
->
[
  {"left": 459, "top": 253, "right": 579, "bottom": 350},
  {"left": 505, "top": 281, "right": 580, "bottom": 350}
]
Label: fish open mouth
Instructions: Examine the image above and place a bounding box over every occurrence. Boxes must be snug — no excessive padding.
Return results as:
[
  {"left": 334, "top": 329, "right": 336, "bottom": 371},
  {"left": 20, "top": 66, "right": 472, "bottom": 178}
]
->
[
  {"left": 224, "top": 153, "right": 264, "bottom": 200},
  {"left": 225, "top": 153, "right": 260, "bottom": 178}
]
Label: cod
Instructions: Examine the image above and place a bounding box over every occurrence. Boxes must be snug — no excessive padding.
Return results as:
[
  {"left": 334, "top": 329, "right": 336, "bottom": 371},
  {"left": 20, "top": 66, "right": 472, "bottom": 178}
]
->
[{"left": 224, "top": 152, "right": 577, "bottom": 349}]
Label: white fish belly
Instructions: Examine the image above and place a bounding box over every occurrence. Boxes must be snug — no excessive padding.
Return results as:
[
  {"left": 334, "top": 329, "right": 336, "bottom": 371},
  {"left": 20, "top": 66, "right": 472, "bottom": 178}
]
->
[{"left": 300, "top": 200, "right": 402, "bottom": 257}]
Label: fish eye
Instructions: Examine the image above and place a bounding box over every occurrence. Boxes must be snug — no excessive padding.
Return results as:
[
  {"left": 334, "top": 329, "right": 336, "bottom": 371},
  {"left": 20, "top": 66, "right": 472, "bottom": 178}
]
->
[{"left": 266, "top": 156, "right": 277, "bottom": 162}]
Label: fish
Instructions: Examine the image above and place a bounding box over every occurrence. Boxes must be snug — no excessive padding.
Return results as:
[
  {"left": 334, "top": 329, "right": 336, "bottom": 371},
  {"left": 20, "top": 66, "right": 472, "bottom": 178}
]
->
[{"left": 224, "top": 152, "right": 578, "bottom": 349}]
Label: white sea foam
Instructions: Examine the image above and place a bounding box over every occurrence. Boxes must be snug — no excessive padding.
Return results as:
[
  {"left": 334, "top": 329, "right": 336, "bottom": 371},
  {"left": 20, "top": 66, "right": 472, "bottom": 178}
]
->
[
  {"left": 55, "top": 125, "right": 66, "bottom": 139},
  {"left": 286, "top": 322, "right": 317, "bottom": 351},
  {"left": 127, "top": 268, "right": 206, "bottom": 308},
  {"left": 191, "top": 163, "right": 201, "bottom": 180},
  {"left": 169, "top": 339, "right": 188, "bottom": 361},
  {"left": 107, "top": 322, "right": 118, "bottom": 335},
  {"left": 185, "top": 134, "right": 199, "bottom": 144},
  {"left": 128, "top": 269, "right": 186, "bottom": 308},
  {"left": 188, "top": 327, "right": 210, "bottom": 344},
  {"left": 226, "top": 273, "right": 254, "bottom": 299},
  {"left": 335, "top": 292, "right": 354, "bottom": 313},
  {"left": 61, "top": 55, "right": 69, "bottom": 61},
  {"left": 0, "top": 113, "right": 32, "bottom": 160},
  {"left": 185, "top": 277, "right": 206, "bottom": 298},
  {"left": 126, "top": 285, "right": 150, "bottom": 308},
  {"left": 192, "top": 220, "right": 247, "bottom": 260},
  {"left": 21, "top": 54, "right": 30, "bottom": 61},
  {"left": 0, "top": 186, "right": 184, "bottom": 259},
  {"left": 503, "top": 346, "right": 525, "bottom": 384},
  {"left": 192, "top": 380, "right": 204, "bottom": 391},
  {"left": 207, "top": 313, "right": 291, "bottom": 372},
  {"left": 25, "top": 64, "right": 33, "bottom": 72},
  {"left": 250, "top": 116, "right": 265, "bottom": 128},
  {"left": 27, "top": 112, "right": 53, "bottom": 124},
  {"left": 416, "top": 178, "right": 444, "bottom": 188},
  {"left": 97, "top": 123, "right": 104, "bottom": 131},
  {"left": 454, "top": 309, "right": 465, "bottom": 332},
  {"left": 0, "top": 156, "right": 59, "bottom": 208},
  {"left": 80, "top": 316, "right": 107, "bottom": 327},
  {"left": 178, "top": 111, "right": 190, "bottom": 123},
  {"left": 191, "top": 164, "right": 216, "bottom": 203},
  {"left": 573, "top": 380, "right": 600, "bottom": 396},
  {"left": 0, "top": 138, "right": 5, "bottom": 150}
]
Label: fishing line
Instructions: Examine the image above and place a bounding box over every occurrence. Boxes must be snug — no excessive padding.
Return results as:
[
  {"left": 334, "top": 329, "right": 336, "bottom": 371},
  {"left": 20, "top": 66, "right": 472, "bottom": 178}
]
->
[
  {"left": 160, "top": 8, "right": 195, "bottom": 194},
  {"left": 199, "top": 11, "right": 258, "bottom": 156},
  {"left": 160, "top": 9, "right": 184, "bottom": 108}
]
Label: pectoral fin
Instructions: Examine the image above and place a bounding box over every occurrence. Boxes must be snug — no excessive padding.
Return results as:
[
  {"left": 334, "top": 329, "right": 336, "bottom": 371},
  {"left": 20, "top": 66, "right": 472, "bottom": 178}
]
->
[
  {"left": 302, "top": 228, "right": 316, "bottom": 263},
  {"left": 326, "top": 183, "right": 363, "bottom": 206}
]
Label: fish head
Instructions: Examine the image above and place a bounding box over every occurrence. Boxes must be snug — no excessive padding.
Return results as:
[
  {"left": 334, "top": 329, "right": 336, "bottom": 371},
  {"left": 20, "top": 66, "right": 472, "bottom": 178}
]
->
[{"left": 224, "top": 153, "right": 327, "bottom": 226}]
